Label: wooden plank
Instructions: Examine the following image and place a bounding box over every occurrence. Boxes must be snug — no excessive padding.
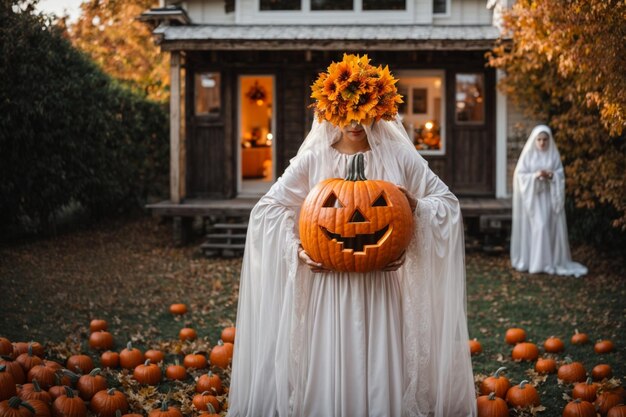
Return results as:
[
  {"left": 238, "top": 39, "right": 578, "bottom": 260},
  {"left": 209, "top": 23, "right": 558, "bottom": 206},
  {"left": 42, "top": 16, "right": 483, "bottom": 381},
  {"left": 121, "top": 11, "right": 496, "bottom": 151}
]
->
[{"left": 170, "top": 51, "right": 182, "bottom": 203}]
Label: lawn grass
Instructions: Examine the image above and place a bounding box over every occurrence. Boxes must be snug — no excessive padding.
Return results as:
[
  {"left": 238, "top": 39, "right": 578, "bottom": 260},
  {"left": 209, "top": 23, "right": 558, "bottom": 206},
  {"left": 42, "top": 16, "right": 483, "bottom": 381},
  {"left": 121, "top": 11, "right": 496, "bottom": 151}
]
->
[{"left": 0, "top": 216, "right": 624, "bottom": 416}]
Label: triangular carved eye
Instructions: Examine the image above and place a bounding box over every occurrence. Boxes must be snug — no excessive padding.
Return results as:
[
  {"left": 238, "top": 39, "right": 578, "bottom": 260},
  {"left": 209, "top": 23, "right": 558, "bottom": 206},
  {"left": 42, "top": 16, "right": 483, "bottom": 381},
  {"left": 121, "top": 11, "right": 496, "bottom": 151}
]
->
[
  {"left": 323, "top": 192, "right": 344, "bottom": 208},
  {"left": 372, "top": 193, "right": 388, "bottom": 207}
]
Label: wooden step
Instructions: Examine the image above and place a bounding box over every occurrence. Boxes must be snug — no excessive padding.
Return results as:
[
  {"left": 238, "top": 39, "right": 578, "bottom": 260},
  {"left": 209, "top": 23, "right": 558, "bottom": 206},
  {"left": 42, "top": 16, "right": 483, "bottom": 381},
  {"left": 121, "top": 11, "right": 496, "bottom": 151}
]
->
[
  {"left": 205, "top": 233, "right": 247, "bottom": 240},
  {"left": 201, "top": 242, "right": 246, "bottom": 250},
  {"left": 210, "top": 223, "right": 249, "bottom": 229}
]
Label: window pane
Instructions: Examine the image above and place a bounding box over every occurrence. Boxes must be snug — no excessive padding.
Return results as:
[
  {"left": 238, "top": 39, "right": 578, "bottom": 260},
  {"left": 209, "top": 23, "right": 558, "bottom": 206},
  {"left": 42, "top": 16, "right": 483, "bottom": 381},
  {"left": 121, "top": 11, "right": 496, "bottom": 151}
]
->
[
  {"left": 260, "top": 0, "right": 301, "bottom": 10},
  {"left": 363, "top": 0, "right": 405, "bottom": 10},
  {"left": 433, "top": 0, "right": 446, "bottom": 14},
  {"left": 195, "top": 72, "right": 221, "bottom": 116},
  {"left": 455, "top": 73, "right": 484, "bottom": 124},
  {"left": 311, "top": 0, "right": 352, "bottom": 10}
]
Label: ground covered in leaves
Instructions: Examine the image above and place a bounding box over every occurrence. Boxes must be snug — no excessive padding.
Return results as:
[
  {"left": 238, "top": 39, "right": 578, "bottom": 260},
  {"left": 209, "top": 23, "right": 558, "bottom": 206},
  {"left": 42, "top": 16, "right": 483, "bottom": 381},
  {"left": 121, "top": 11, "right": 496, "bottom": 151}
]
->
[{"left": 1, "top": 216, "right": 624, "bottom": 416}]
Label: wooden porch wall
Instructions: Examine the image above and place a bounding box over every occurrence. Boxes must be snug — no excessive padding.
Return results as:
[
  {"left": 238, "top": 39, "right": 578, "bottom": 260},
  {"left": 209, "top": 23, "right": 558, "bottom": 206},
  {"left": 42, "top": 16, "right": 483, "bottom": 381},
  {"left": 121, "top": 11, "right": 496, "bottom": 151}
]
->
[{"left": 184, "top": 50, "right": 494, "bottom": 199}]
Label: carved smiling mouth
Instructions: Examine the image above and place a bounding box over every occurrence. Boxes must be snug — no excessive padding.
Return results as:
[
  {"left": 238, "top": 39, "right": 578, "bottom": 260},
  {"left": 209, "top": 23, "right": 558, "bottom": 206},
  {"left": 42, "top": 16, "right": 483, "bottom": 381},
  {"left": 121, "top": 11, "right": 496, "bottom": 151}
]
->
[{"left": 320, "top": 224, "right": 390, "bottom": 253}]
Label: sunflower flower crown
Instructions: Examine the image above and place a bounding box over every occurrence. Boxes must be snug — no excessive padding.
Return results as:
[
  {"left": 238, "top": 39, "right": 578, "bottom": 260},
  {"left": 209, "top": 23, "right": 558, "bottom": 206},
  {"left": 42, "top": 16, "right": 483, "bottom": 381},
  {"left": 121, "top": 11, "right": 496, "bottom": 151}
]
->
[{"left": 310, "top": 53, "right": 403, "bottom": 128}]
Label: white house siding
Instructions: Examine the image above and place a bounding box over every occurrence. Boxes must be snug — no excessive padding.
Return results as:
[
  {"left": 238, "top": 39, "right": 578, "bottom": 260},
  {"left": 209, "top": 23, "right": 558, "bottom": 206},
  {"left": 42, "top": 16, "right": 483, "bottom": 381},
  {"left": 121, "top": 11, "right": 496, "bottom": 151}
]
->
[
  {"left": 434, "top": 0, "right": 492, "bottom": 25},
  {"left": 169, "top": 0, "right": 235, "bottom": 23}
]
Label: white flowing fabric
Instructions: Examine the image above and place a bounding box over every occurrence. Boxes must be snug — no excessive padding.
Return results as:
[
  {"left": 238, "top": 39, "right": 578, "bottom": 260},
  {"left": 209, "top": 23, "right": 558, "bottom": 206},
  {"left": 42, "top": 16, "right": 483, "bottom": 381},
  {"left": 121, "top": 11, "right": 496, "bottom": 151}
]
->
[
  {"left": 228, "top": 119, "right": 476, "bottom": 417},
  {"left": 510, "top": 125, "right": 587, "bottom": 277}
]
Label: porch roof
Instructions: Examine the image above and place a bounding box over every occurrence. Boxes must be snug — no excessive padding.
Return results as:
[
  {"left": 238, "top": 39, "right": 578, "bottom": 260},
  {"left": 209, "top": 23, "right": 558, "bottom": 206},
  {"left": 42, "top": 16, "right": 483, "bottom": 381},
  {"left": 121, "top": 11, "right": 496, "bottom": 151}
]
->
[{"left": 154, "top": 24, "right": 501, "bottom": 51}]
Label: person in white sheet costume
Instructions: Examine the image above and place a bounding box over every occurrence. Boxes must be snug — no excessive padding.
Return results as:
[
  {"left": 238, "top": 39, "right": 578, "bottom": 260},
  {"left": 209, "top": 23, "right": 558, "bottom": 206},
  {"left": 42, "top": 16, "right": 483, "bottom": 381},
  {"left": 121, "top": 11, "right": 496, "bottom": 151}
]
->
[
  {"left": 510, "top": 125, "right": 587, "bottom": 277},
  {"left": 227, "top": 56, "right": 476, "bottom": 417}
]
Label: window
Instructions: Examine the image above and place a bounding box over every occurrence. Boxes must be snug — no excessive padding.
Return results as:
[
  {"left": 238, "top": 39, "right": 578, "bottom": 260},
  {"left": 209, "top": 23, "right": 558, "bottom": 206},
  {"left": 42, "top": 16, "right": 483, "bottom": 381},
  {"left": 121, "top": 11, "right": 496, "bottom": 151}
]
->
[
  {"left": 195, "top": 72, "right": 221, "bottom": 116},
  {"left": 363, "top": 0, "right": 405, "bottom": 10},
  {"left": 455, "top": 73, "right": 484, "bottom": 124},
  {"left": 433, "top": 0, "right": 447, "bottom": 14},
  {"left": 260, "top": 0, "right": 300, "bottom": 10},
  {"left": 397, "top": 71, "right": 445, "bottom": 155},
  {"left": 311, "top": 0, "right": 353, "bottom": 10}
]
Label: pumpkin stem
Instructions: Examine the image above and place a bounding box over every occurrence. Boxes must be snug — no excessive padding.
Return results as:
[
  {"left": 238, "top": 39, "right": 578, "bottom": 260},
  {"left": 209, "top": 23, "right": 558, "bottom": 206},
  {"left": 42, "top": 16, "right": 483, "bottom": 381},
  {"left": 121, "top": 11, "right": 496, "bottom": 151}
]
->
[
  {"left": 0, "top": 365, "right": 5, "bottom": 372},
  {"left": 487, "top": 392, "right": 497, "bottom": 401},
  {"left": 107, "top": 388, "right": 117, "bottom": 395},
  {"left": 61, "top": 369, "right": 80, "bottom": 383},
  {"left": 160, "top": 399, "right": 169, "bottom": 411},
  {"left": 32, "top": 378, "right": 42, "bottom": 392},
  {"left": 493, "top": 367, "right": 507, "bottom": 378},
  {"left": 585, "top": 377, "right": 593, "bottom": 385},
  {"left": 144, "top": 359, "right": 152, "bottom": 366},
  {"left": 64, "top": 386, "right": 77, "bottom": 398},
  {"left": 345, "top": 153, "right": 367, "bottom": 181},
  {"left": 89, "top": 368, "right": 102, "bottom": 377},
  {"left": 207, "top": 403, "right": 217, "bottom": 413},
  {"left": 115, "top": 410, "right": 122, "bottom": 417},
  {"left": 8, "top": 397, "right": 22, "bottom": 408},
  {"left": 126, "top": 341, "right": 133, "bottom": 351},
  {"left": 519, "top": 380, "right": 529, "bottom": 389}
]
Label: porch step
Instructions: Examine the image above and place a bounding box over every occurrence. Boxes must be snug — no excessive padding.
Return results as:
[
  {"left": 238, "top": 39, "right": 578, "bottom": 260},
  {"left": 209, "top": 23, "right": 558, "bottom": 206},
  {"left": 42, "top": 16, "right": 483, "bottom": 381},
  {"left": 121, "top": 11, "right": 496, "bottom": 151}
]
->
[{"left": 201, "top": 220, "right": 249, "bottom": 258}]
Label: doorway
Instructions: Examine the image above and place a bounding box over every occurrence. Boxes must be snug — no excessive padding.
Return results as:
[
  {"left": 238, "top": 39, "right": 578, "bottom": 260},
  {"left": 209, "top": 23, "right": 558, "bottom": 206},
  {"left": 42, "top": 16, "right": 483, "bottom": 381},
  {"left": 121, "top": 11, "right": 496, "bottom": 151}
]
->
[{"left": 238, "top": 75, "right": 276, "bottom": 196}]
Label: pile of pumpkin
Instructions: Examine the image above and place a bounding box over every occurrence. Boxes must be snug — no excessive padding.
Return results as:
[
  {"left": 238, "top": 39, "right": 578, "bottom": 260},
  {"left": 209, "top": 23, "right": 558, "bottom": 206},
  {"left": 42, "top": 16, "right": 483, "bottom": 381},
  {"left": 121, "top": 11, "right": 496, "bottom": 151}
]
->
[
  {"left": 0, "top": 303, "right": 235, "bottom": 417},
  {"left": 470, "top": 328, "right": 624, "bottom": 417}
]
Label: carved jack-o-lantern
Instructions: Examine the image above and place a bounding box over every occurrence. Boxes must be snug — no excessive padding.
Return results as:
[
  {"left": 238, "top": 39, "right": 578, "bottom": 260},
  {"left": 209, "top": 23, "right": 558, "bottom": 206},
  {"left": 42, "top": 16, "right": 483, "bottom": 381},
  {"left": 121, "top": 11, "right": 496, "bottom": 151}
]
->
[{"left": 299, "top": 153, "right": 414, "bottom": 272}]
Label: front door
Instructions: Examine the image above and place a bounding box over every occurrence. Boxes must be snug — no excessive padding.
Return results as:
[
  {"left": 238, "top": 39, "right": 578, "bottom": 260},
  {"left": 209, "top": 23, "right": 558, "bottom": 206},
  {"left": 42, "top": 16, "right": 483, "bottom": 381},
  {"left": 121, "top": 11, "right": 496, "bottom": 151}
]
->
[{"left": 238, "top": 75, "right": 276, "bottom": 196}]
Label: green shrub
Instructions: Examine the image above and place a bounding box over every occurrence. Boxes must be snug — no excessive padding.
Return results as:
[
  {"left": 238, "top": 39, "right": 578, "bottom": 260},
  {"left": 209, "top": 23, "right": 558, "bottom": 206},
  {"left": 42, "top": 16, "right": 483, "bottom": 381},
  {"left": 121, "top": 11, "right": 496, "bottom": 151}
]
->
[{"left": 0, "top": 1, "right": 168, "bottom": 235}]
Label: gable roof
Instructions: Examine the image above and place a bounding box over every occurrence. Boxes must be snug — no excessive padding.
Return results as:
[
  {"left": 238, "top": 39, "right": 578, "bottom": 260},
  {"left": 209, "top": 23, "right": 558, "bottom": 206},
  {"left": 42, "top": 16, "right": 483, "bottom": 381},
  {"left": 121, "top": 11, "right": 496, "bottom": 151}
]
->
[{"left": 154, "top": 24, "right": 501, "bottom": 51}]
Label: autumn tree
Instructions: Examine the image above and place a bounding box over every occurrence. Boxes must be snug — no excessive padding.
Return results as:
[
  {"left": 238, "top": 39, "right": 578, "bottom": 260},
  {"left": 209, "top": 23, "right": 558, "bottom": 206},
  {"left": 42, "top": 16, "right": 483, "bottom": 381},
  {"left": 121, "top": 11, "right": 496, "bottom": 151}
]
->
[
  {"left": 68, "top": 0, "right": 169, "bottom": 102},
  {"left": 489, "top": 0, "right": 626, "bottom": 231}
]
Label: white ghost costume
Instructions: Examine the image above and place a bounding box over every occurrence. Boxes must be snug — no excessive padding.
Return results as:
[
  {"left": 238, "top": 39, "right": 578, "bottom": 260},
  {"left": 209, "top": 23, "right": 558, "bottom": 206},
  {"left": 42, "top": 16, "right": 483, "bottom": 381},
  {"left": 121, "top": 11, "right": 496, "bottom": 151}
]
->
[
  {"left": 510, "top": 125, "right": 587, "bottom": 277},
  {"left": 227, "top": 118, "right": 476, "bottom": 417}
]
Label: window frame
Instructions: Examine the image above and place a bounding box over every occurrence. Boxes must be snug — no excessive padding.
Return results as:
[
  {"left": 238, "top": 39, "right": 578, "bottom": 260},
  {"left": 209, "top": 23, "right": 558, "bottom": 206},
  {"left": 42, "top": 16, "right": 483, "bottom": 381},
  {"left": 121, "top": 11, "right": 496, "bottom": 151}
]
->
[
  {"left": 193, "top": 71, "right": 222, "bottom": 119},
  {"left": 432, "top": 0, "right": 451, "bottom": 17},
  {"left": 454, "top": 72, "right": 486, "bottom": 126}
]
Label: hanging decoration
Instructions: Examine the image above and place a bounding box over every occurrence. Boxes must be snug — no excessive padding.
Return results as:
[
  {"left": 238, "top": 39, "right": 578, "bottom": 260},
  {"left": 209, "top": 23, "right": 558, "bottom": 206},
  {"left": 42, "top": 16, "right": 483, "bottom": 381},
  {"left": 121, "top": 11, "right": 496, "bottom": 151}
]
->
[{"left": 246, "top": 81, "right": 267, "bottom": 106}]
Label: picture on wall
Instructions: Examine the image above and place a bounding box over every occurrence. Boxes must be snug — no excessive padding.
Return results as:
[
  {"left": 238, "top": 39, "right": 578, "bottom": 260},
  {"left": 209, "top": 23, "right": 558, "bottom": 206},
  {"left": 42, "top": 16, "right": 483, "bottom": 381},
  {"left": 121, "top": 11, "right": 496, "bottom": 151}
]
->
[{"left": 412, "top": 88, "right": 428, "bottom": 114}]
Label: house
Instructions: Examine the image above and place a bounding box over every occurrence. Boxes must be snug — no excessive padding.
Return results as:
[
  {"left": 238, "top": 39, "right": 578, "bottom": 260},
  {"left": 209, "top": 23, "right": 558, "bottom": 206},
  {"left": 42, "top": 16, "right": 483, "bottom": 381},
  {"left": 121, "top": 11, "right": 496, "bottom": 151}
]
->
[{"left": 143, "top": 0, "right": 523, "bottom": 248}]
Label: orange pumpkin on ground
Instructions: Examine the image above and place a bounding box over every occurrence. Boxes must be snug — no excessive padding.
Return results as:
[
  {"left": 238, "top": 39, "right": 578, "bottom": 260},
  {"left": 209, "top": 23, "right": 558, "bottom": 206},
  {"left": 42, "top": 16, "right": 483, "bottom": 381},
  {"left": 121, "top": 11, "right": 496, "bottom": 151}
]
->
[
  {"left": 100, "top": 351, "right": 120, "bottom": 369},
  {"left": 0, "top": 365, "right": 17, "bottom": 402},
  {"left": 299, "top": 153, "right": 414, "bottom": 273},
  {"left": 607, "top": 406, "right": 626, "bottom": 417},
  {"left": 179, "top": 328, "right": 197, "bottom": 342},
  {"left": 76, "top": 368, "right": 107, "bottom": 401},
  {"left": 480, "top": 367, "right": 511, "bottom": 398},
  {"left": 66, "top": 355, "right": 94, "bottom": 374},
  {"left": 133, "top": 360, "right": 161, "bottom": 385},
  {"left": 535, "top": 358, "right": 557, "bottom": 374},
  {"left": 144, "top": 350, "right": 165, "bottom": 365},
  {"left": 169, "top": 304, "right": 188, "bottom": 315},
  {"left": 595, "top": 392, "right": 623, "bottom": 416},
  {"left": 504, "top": 328, "right": 526, "bottom": 345},
  {"left": 89, "top": 319, "right": 108, "bottom": 333},
  {"left": 52, "top": 387, "right": 87, "bottom": 417},
  {"left": 571, "top": 330, "right": 589, "bottom": 345},
  {"left": 192, "top": 392, "right": 220, "bottom": 412},
  {"left": 184, "top": 353, "right": 207, "bottom": 370},
  {"left": 88, "top": 331, "right": 114, "bottom": 351},
  {"left": 221, "top": 327, "right": 236, "bottom": 344},
  {"left": 543, "top": 336, "right": 565, "bottom": 353},
  {"left": 26, "top": 365, "right": 56, "bottom": 390},
  {"left": 558, "top": 359, "right": 587, "bottom": 384},
  {"left": 90, "top": 388, "right": 129, "bottom": 417},
  {"left": 511, "top": 342, "right": 539, "bottom": 361},
  {"left": 0, "top": 396, "right": 36, "bottom": 417},
  {"left": 196, "top": 372, "right": 222, "bottom": 395},
  {"left": 562, "top": 399, "right": 596, "bottom": 417},
  {"left": 469, "top": 339, "right": 482, "bottom": 356},
  {"left": 505, "top": 380, "right": 540, "bottom": 408},
  {"left": 16, "top": 346, "right": 43, "bottom": 372},
  {"left": 18, "top": 380, "right": 51, "bottom": 404},
  {"left": 210, "top": 341, "right": 233, "bottom": 369},
  {"left": 26, "top": 398, "right": 51, "bottom": 417},
  {"left": 119, "top": 342, "right": 144, "bottom": 370},
  {"left": 13, "top": 343, "right": 44, "bottom": 358},
  {"left": 148, "top": 401, "right": 183, "bottom": 417},
  {"left": 572, "top": 378, "right": 598, "bottom": 402},
  {"left": 592, "top": 364, "right": 612, "bottom": 381},
  {"left": 0, "top": 339, "right": 12, "bottom": 357},
  {"left": 476, "top": 392, "right": 508, "bottom": 417},
  {"left": 594, "top": 340, "right": 615, "bottom": 354},
  {"left": 0, "top": 357, "right": 25, "bottom": 385},
  {"left": 165, "top": 362, "right": 186, "bottom": 381}
]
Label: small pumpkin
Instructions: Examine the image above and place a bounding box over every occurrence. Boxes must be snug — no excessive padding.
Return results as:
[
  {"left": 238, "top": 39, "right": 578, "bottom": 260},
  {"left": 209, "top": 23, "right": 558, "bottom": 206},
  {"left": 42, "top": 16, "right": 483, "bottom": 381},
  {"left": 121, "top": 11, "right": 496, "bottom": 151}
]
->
[
  {"left": 66, "top": 355, "right": 94, "bottom": 374},
  {"left": 0, "top": 340, "right": 12, "bottom": 357},
  {"left": 480, "top": 367, "right": 511, "bottom": 398},
  {"left": 558, "top": 359, "right": 587, "bottom": 384},
  {"left": 504, "top": 328, "right": 526, "bottom": 345},
  {"left": 90, "top": 388, "right": 129, "bottom": 417},
  {"left": 209, "top": 341, "right": 233, "bottom": 369},
  {"left": 0, "top": 365, "right": 17, "bottom": 402},
  {"left": 76, "top": 368, "right": 107, "bottom": 401},
  {"left": 476, "top": 392, "right": 508, "bottom": 417},
  {"left": 16, "top": 346, "right": 43, "bottom": 373},
  {"left": 594, "top": 340, "right": 615, "bottom": 354},
  {"left": 594, "top": 392, "right": 623, "bottom": 416},
  {"left": 0, "top": 396, "right": 36, "bottom": 417},
  {"left": 571, "top": 330, "right": 589, "bottom": 345},
  {"left": 221, "top": 327, "right": 236, "bottom": 344},
  {"left": 26, "top": 366, "right": 56, "bottom": 390},
  {"left": 88, "top": 331, "right": 114, "bottom": 351},
  {"left": 607, "top": 406, "right": 626, "bottom": 417},
  {"left": 119, "top": 343, "right": 144, "bottom": 370},
  {"left": 543, "top": 336, "right": 565, "bottom": 353},
  {"left": 89, "top": 319, "right": 108, "bottom": 333},
  {"left": 535, "top": 358, "right": 557, "bottom": 374},
  {"left": 592, "top": 364, "right": 613, "bottom": 381},
  {"left": 195, "top": 371, "right": 222, "bottom": 395},
  {"left": 133, "top": 360, "right": 161, "bottom": 386},
  {"left": 144, "top": 350, "right": 164, "bottom": 365},
  {"left": 469, "top": 339, "right": 482, "bottom": 356},
  {"left": 26, "top": 398, "right": 51, "bottom": 417},
  {"left": 511, "top": 342, "right": 539, "bottom": 361},
  {"left": 13, "top": 343, "right": 44, "bottom": 358},
  {"left": 505, "top": 380, "right": 540, "bottom": 408},
  {"left": 165, "top": 361, "right": 186, "bottom": 381},
  {"left": 169, "top": 304, "right": 187, "bottom": 315},
  {"left": 42, "top": 362, "right": 61, "bottom": 372},
  {"left": 183, "top": 353, "right": 207, "bottom": 370},
  {"left": 148, "top": 401, "right": 183, "bottom": 417},
  {"left": 52, "top": 387, "right": 87, "bottom": 417},
  {"left": 18, "top": 380, "right": 51, "bottom": 405},
  {"left": 192, "top": 392, "right": 220, "bottom": 413},
  {"left": 0, "top": 357, "right": 25, "bottom": 385},
  {"left": 178, "top": 328, "right": 197, "bottom": 342},
  {"left": 100, "top": 351, "right": 120, "bottom": 369},
  {"left": 299, "top": 152, "right": 414, "bottom": 272},
  {"left": 572, "top": 378, "right": 598, "bottom": 402},
  {"left": 562, "top": 399, "right": 596, "bottom": 417}
]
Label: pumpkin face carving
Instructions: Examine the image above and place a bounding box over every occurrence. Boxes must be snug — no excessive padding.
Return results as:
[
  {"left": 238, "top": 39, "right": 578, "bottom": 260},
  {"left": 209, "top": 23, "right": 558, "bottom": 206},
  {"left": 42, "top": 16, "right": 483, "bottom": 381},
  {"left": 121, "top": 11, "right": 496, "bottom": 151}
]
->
[{"left": 299, "top": 153, "right": 414, "bottom": 272}]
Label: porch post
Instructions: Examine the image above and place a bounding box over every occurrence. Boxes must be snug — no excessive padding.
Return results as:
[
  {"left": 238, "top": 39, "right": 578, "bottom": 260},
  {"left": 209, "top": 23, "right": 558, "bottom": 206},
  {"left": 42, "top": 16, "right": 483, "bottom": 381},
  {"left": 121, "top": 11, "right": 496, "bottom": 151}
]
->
[
  {"left": 495, "top": 69, "right": 508, "bottom": 198},
  {"left": 170, "top": 51, "right": 182, "bottom": 204}
]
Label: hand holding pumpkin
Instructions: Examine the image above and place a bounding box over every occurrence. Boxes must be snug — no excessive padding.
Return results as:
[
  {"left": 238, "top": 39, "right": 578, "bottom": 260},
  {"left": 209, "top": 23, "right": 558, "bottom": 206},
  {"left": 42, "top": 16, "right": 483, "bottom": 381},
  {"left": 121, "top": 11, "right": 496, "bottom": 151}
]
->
[
  {"left": 382, "top": 251, "right": 406, "bottom": 271},
  {"left": 298, "top": 245, "right": 329, "bottom": 273},
  {"left": 396, "top": 185, "right": 417, "bottom": 213}
]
